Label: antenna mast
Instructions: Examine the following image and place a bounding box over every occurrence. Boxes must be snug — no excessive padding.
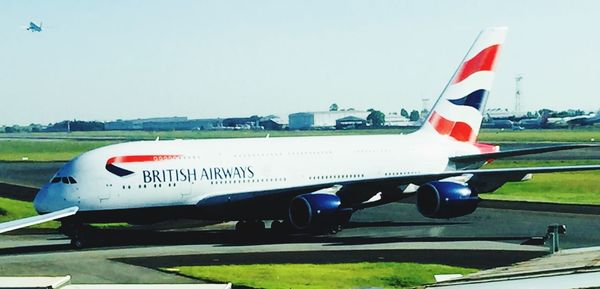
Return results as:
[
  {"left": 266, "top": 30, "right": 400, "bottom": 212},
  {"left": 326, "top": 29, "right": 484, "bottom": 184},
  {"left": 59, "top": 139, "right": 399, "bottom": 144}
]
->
[{"left": 515, "top": 74, "right": 523, "bottom": 115}]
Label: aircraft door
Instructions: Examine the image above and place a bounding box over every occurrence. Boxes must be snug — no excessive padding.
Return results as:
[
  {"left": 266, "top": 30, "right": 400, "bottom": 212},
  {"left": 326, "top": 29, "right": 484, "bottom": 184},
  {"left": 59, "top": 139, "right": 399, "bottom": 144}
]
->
[
  {"left": 98, "top": 177, "right": 112, "bottom": 203},
  {"left": 179, "top": 179, "right": 193, "bottom": 199}
]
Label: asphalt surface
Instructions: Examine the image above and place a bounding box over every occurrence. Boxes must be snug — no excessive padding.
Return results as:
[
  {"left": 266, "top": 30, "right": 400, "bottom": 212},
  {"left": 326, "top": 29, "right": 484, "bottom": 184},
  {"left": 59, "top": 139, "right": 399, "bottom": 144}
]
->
[
  {"left": 0, "top": 143, "right": 599, "bottom": 284},
  {"left": 3, "top": 200, "right": 600, "bottom": 283},
  {"left": 0, "top": 161, "right": 63, "bottom": 188}
]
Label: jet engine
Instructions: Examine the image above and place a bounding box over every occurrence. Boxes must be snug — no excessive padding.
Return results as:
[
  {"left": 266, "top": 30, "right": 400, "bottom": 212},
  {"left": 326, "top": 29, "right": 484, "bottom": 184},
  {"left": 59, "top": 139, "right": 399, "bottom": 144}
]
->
[
  {"left": 288, "top": 193, "right": 352, "bottom": 231},
  {"left": 416, "top": 181, "right": 480, "bottom": 219}
]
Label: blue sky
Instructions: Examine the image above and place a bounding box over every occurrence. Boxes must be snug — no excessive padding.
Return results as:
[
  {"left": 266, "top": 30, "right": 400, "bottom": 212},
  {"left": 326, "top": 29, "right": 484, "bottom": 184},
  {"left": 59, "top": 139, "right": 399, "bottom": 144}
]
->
[{"left": 1, "top": 0, "right": 599, "bottom": 125}]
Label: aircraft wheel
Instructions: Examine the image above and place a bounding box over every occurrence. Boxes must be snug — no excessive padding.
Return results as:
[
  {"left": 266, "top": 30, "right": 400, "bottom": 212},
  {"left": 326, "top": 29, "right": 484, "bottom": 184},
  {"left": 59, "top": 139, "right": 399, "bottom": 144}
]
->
[
  {"left": 235, "top": 220, "right": 247, "bottom": 232},
  {"left": 329, "top": 224, "right": 343, "bottom": 234},
  {"left": 270, "top": 220, "right": 292, "bottom": 234},
  {"left": 70, "top": 237, "right": 87, "bottom": 249}
]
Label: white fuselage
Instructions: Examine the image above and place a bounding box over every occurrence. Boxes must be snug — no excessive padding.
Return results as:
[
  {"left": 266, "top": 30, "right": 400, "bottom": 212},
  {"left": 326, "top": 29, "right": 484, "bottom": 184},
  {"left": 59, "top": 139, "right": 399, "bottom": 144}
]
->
[{"left": 33, "top": 132, "right": 480, "bottom": 218}]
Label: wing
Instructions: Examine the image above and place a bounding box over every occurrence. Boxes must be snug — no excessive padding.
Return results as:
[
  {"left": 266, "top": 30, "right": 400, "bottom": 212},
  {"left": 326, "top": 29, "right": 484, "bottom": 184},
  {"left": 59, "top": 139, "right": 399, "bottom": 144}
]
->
[
  {"left": 195, "top": 164, "right": 600, "bottom": 218},
  {"left": 350, "top": 164, "right": 600, "bottom": 209},
  {"left": 449, "top": 144, "right": 598, "bottom": 169},
  {"left": 0, "top": 206, "right": 78, "bottom": 234},
  {"left": 350, "top": 165, "right": 600, "bottom": 195}
]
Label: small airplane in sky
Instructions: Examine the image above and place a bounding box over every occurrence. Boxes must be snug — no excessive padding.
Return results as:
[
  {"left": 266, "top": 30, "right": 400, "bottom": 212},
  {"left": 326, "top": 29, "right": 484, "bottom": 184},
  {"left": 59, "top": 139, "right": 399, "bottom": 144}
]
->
[
  {"left": 1, "top": 27, "right": 599, "bottom": 249},
  {"left": 26, "top": 21, "right": 42, "bottom": 32}
]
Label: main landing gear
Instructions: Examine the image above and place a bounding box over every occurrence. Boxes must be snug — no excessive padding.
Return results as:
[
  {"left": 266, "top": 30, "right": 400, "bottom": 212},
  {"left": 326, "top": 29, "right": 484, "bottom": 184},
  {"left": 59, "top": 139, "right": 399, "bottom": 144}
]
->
[
  {"left": 233, "top": 220, "right": 298, "bottom": 234},
  {"left": 234, "top": 220, "right": 266, "bottom": 234},
  {"left": 234, "top": 220, "right": 344, "bottom": 235}
]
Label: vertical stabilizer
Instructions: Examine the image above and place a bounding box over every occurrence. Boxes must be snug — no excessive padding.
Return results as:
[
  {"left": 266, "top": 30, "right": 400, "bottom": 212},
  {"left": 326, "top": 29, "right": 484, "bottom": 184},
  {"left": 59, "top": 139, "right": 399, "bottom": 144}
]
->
[{"left": 419, "top": 27, "right": 507, "bottom": 143}]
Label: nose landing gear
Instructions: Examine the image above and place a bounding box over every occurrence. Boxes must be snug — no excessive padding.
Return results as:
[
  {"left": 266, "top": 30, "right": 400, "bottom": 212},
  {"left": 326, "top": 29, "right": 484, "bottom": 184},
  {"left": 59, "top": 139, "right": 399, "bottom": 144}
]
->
[{"left": 59, "top": 222, "right": 91, "bottom": 249}]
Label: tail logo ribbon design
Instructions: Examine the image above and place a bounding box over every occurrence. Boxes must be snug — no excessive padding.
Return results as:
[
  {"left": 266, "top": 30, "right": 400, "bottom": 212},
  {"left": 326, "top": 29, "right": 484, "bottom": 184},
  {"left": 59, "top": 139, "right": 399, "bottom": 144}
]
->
[{"left": 423, "top": 27, "right": 507, "bottom": 143}]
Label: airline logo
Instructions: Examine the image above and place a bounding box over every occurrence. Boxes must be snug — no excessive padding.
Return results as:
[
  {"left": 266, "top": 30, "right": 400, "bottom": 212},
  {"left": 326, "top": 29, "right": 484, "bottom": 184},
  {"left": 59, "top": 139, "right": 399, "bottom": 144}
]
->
[
  {"left": 426, "top": 27, "right": 506, "bottom": 143},
  {"left": 105, "top": 155, "right": 181, "bottom": 177},
  {"left": 105, "top": 155, "right": 256, "bottom": 184}
]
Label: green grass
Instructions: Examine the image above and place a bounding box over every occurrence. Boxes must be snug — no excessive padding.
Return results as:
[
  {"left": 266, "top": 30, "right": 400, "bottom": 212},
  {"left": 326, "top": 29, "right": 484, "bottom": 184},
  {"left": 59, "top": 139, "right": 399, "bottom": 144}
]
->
[
  {"left": 0, "top": 126, "right": 600, "bottom": 142},
  {"left": 0, "top": 130, "right": 419, "bottom": 161},
  {"left": 479, "top": 129, "right": 600, "bottom": 143},
  {"left": 482, "top": 160, "right": 600, "bottom": 204},
  {"left": 2, "top": 127, "right": 600, "bottom": 142},
  {"left": 1, "top": 128, "right": 599, "bottom": 162},
  {"left": 1, "top": 129, "right": 417, "bottom": 140},
  {"left": 167, "top": 262, "right": 476, "bottom": 289},
  {"left": 0, "top": 139, "right": 114, "bottom": 161},
  {"left": 0, "top": 197, "right": 59, "bottom": 229}
]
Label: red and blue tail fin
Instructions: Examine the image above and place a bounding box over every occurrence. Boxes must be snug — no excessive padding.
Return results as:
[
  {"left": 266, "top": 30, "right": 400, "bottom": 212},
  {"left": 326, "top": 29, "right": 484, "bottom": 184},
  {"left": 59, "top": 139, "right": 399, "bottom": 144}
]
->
[{"left": 419, "top": 27, "right": 507, "bottom": 143}]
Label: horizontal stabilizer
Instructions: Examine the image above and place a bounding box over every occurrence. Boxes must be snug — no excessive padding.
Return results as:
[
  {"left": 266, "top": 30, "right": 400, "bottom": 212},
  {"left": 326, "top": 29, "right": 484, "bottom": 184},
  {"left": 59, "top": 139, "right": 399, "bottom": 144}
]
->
[
  {"left": 0, "top": 206, "right": 78, "bottom": 234},
  {"left": 450, "top": 144, "right": 598, "bottom": 164}
]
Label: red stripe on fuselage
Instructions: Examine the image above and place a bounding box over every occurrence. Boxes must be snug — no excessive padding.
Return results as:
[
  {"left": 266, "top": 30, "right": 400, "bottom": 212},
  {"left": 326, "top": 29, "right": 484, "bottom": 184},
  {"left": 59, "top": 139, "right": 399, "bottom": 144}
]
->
[
  {"left": 453, "top": 44, "right": 500, "bottom": 84},
  {"left": 106, "top": 155, "right": 182, "bottom": 165}
]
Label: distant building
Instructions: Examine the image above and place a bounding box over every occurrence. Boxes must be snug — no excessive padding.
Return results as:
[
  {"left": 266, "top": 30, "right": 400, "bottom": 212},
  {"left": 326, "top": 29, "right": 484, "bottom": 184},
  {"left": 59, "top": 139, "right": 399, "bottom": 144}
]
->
[
  {"left": 384, "top": 113, "right": 415, "bottom": 127},
  {"left": 223, "top": 116, "right": 261, "bottom": 129},
  {"left": 259, "top": 116, "right": 288, "bottom": 130},
  {"left": 142, "top": 119, "right": 222, "bottom": 131},
  {"left": 105, "top": 117, "right": 222, "bottom": 131},
  {"left": 289, "top": 111, "right": 370, "bottom": 130},
  {"left": 105, "top": 117, "right": 188, "bottom": 130},
  {"left": 336, "top": 116, "right": 367, "bottom": 129}
]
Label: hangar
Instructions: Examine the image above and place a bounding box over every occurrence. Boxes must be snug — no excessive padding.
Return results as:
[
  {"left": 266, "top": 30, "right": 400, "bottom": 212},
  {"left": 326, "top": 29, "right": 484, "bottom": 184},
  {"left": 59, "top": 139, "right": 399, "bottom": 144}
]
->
[{"left": 288, "top": 111, "right": 370, "bottom": 130}]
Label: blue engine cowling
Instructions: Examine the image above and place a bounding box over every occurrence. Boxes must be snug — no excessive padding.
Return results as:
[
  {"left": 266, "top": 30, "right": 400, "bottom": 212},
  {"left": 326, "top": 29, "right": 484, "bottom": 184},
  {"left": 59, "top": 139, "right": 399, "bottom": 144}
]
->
[
  {"left": 288, "top": 193, "right": 353, "bottom": 230},
  {"left": 416, "top": 181, "right": 480, "bottom": 219}
]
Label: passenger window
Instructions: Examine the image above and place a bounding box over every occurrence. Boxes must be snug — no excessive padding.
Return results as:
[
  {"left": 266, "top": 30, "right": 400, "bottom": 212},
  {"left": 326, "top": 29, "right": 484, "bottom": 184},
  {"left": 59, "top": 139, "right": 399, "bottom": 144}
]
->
[
  {"left": 51, "top": 177, "right": 61, "bottom": 183},
  {"left": 61, "top": 177, "right": 69, "bottom": 184},
  {"left": 68, "top": 177, "right": 77, "bottom": 184}
]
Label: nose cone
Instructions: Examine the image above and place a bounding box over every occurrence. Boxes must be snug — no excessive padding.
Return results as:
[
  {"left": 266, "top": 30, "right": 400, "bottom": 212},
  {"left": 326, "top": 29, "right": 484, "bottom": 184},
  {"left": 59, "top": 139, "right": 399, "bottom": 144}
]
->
[
  {"left": 34, "top": 182, "right": 76, "bottom": 214},
  {"left": 33, "top": 184, "right": 52, "bottom": 214},
  {"left": 35, "top": 159, "right": 83, "bottom": 214}
]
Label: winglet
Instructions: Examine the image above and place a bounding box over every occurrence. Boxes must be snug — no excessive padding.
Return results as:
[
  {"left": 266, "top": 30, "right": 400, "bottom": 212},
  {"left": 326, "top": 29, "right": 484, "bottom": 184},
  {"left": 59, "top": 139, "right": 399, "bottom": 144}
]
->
[{"left": 0, "top": 206, "right": 78, "bottom": 234}]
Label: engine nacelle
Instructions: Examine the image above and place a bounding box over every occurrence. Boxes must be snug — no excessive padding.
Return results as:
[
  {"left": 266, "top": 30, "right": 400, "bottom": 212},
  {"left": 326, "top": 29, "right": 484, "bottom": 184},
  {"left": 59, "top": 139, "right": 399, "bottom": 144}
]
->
[
  {"left": 288, "top": 193, "right": 352, "bottom": 231},
  {"left": 416, "top": 181, "right": 480, "bottom": 219}
]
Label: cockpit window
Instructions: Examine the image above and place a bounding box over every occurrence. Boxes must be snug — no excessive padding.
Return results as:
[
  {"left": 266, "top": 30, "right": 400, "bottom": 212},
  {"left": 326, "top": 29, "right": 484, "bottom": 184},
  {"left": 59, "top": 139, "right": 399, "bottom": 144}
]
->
[{"left": 51, "top": 176, "right": 77, "bottom": 184}]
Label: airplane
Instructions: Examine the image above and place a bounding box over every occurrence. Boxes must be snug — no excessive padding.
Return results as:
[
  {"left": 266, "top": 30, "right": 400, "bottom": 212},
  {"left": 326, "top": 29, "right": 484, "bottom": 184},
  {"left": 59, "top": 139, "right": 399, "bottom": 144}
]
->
[
  {"left": 26, "top": 21, "right": 42, "bottom": 32},
  {"left": 565, "top": 111, "right": 600, "bottom": 127},
  {"left": 1, "top": 27, "right": 600, "bottom": 249}
]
